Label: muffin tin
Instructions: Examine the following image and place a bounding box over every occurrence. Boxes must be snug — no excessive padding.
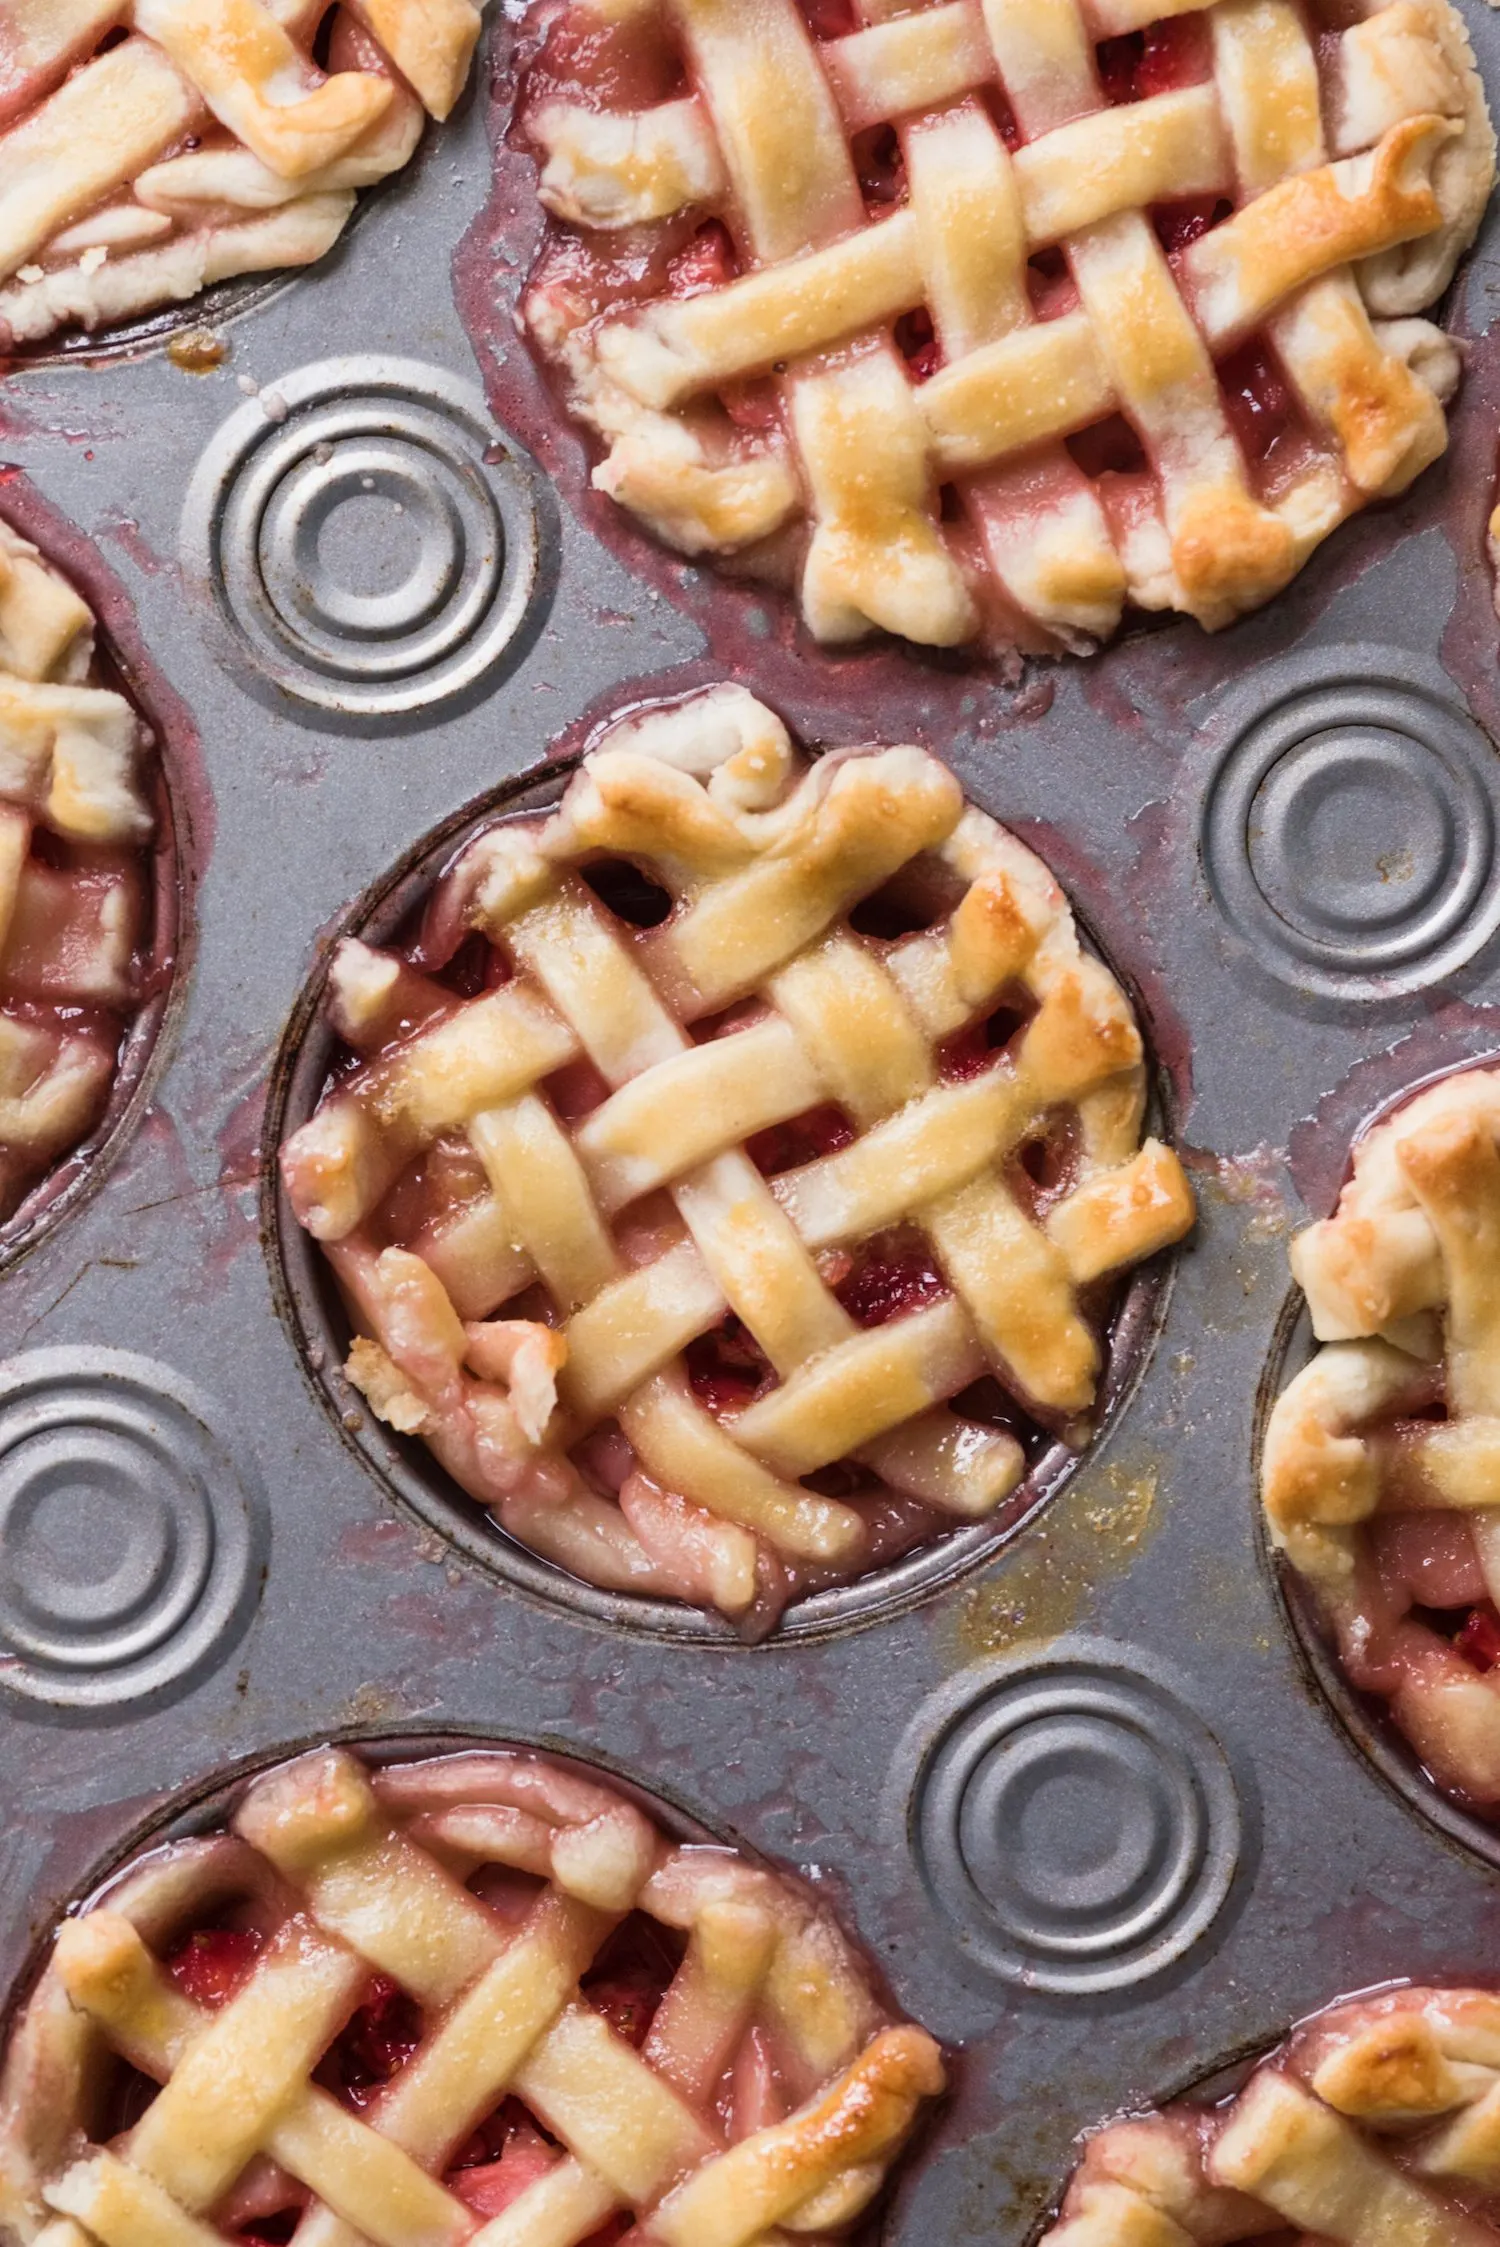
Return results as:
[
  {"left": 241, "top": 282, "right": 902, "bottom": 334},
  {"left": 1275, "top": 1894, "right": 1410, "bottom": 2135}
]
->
[{"left": 5, "top": 9, "right": 1500, "bottom": 2243}]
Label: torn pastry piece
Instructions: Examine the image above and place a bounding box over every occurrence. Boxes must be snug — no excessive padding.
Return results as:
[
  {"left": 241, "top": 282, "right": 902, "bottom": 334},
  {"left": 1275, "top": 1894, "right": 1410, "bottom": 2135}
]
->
[
  {"left": 1042, "top": 1985, "right": 1500, "bottom": 2247},
  {"left": 1264, "top": 1062, "right": 1500, "bottom": 1818},
  {"left": 0, "top": 0, "right": 484, "bottom": 348},
  {"left": 513, "top": 0, "right": 1493, "bottom": 660},
  {"left": 0, "top": 517, "right": 158, "bottom": 1227},
  {"left": 0, "top": 1741, "right": 945, "bottom": 2247},
  {"left": 279, "top": 684, "right": 1196, "bottom": 1632}
]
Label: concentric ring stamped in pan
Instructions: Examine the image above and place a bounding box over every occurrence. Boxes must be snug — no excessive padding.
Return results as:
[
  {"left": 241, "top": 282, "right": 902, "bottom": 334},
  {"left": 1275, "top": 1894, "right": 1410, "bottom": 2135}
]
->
[
  {"left": 0, "top": 1349, "right": 268, "bottom": 1713},
  {"left": 180, "top": 357, "right": 551, "bottom": 724}
]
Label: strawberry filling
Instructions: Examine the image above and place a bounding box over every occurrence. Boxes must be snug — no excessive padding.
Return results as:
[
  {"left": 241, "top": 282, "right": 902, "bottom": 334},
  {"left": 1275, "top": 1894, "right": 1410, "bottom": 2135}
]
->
[
  {"left": 854, "top": 125, "right": 905, "bottom": 210},
  {"left": 1220, "top": 341, "right": 1297, "bottom": 469},
  {"left": 938, "top": 1002, "right": 1033, "bottom": 1080},
  {"left": 1154, "top": 194, "right": 1230, "bottom": 254},
  {"left": 687, "top": 1316, "right": 773, "bottom": 1413},
  {"left": 583, "top": 1966, "right": 664, "bottom": 2049},
  {"left": 896, "top": 308, "right": 941, "bottom": 382},
  {"left": 166, "top": 1927, "right": 263, "bottom": 2010},
  {"left": 328, "top": 1973, "right": 423, "bottom": 2105},
  {"left": 797, "top": 0, "right": 858, "bottom": 36},
  {"left": 1457, "top": 1604, "right": 1500, "bottom": 1674},
  {"left": 1098, "top": 15, "right": 1210, "bottom": 103},
  {"left": 747, "top": 1103, "right": 855, "bottom": 1176},
  {"left": 836, "top": 1237, "right": 950, "bottom": 1327},
  {"left": 668, "top": 221, "right": 739, "bottom": 298}
]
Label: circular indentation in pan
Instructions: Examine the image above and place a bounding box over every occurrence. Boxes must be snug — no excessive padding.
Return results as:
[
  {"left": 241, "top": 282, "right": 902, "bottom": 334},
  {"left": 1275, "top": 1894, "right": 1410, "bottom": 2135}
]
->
[
  {"left": 1202, "top": 647, "right": 1500, "bottom": 1002},
  {"left": 262, "top": 763, "right": 1179, "bottom": 1649},
  {"left": 181, "top": 357, "right": 542, "bottom": 721},
  {"left": 910, "top": 1648, "right": 1241, "bottom": 1991},
  {"left": 0, "top": 1349, "right": 268, "bottom": 1711}
]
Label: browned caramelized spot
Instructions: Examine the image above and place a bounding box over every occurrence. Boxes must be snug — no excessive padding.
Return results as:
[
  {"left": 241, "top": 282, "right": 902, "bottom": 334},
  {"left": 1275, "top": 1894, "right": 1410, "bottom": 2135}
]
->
[{"left": 166, "top": 327, "right": 227, "bottom": 373}]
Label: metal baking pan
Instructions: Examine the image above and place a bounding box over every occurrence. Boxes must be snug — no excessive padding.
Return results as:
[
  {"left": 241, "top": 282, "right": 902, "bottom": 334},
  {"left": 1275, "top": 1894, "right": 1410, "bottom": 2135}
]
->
[{"left": 4, "top": 8, "right": 1500, "bottom": 2243}]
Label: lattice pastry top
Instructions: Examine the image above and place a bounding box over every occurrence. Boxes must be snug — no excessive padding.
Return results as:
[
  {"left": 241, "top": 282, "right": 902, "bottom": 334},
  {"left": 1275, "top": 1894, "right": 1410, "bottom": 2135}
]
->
[
  {"left": 516, "top": 0, "right": 1495, "bottom": 660},
  {"left": 0, "top": 0, "right": 484, "bottom": 349},
  {"left": 279, "top": 686, "right": 1196, "bottom": 1629},
  {"left": 0, "top": 518, "right": 157, "bottom": 1225},
  {"left": 1041, "top": 1984, "right": 1500, "bottom": 2247},
  {"left": 1263, "top": 1063, "right": 1500, "bottom": 1818},
  {"left": 0, "top": 1743, "right": 945, "bottom": 2247}
]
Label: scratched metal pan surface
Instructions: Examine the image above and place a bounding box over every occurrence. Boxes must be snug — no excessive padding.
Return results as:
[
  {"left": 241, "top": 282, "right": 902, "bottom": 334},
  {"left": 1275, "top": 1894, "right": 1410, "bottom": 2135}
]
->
[{"left": 7, "top": 9, "right": 1500, "bottom": 2245}]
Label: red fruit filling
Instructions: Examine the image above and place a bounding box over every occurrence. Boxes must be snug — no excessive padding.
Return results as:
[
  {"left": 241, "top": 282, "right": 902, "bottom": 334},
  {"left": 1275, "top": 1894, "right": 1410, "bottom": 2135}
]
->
[
  {"left": 329, "top": 1973, "right": 423, "bottom": 2104},
  {"left": 1098, "top": 16, "right": 1209, "bottom": 103},
  {"left": 1154, "top": 195, "right": 1231, "bottom": 254},
  {"left": 165, "top": 1927, "right": 263, "bottom": 2010},
  {"left": 854, "top": 124, "right": 905, "bottom": 209},
  {"left": 896, "top": 308, "right": 942, "bottom": 382},
  {"left": 797, "top": 0, "right": 858, "bottom": 34},
  {"left": 938, "top": 1002, "right": 1033, "bottom": 1081},
  {"left": 687, "top": 1316, "right": 773, "bottom": 1413},
  {"left": 748, "top": 1103, "right": 855, "bottom": 1176},
  {"left": 836, "top": 1237, "right": 950, "bottom": 1327},
  {"left": 1458, "top": 1604, "right": 1500, "bottom": 1674},
  {"left": 668, "top": 221, "right": 738, "bottom": 298},
  {"left": 1067, "top": 412, "right": 1149, "bottom": 482},
  {"left": 583, "top": 1967, "right": 664, "bottom": 2049},
  {"left": 1220, "top": 341, "right": 1296, "bottom": 468}
]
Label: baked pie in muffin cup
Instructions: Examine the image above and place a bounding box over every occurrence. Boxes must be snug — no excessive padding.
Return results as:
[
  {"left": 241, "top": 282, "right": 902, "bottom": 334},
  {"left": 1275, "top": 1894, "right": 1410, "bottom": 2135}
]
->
[
  {"left": 1264, "top": 1062, "right": 1500, "bottom": 1824},
  {"left": 0, "top": 0, "right": 483, "bottom": 350},
  {"left": 0, "top": 507, "right": 168, "bottom": 1236},
  {"left": 1040, "top": 1983, "right": 1500, "bottom": 2247},
  {"left": 0, "top": 1741, "right": 944, "bottom": 2246},
  {"left": 278, "top": 686, "right": 1196, "bottom": 1633},
  {"left": 511, "top": 0, "right": 1494, "bottom": 659}
]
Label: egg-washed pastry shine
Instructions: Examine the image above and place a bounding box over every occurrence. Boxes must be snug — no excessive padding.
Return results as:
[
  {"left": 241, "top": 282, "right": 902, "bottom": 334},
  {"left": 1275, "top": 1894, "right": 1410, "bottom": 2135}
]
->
[
  {"left": 280, "top": 687, "right": 1196, "bottom": 1629},
  {"left": 0, "top": 0, "right": 482, "bottom": 346},
  {"left": 518, "top": 0, "right": 1495, "bottom": 657}
]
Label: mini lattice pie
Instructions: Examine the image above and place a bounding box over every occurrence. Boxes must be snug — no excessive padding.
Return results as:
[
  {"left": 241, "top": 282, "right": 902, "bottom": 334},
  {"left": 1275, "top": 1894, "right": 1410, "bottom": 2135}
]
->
[
  {"left": 0, "top": 521, "right": 158, "bottom": 1226},
  {"left": 279, "top": 686, "right": 1196, "bottom": 1628},
  {"left": 1041, "top": 1984, "right": 1500, "bottom": 2247},
  {"left": 515, "top": 0, "right": 1495, "bottom": 659},
  {"left": 0, "top": 1742, "right": 945, "bottom": 2247},
  {"left": 1263, "top": 1063, "right": 1500, "bottom": 1819},
  {"left": 0, "top": 0, "right": 483, "bottom": 349}
]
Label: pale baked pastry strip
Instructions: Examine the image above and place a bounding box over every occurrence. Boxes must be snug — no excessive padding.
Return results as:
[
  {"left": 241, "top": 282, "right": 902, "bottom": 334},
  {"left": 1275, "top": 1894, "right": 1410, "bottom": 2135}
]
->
[
  {"left": 1043, "top": 1988, "right": 1500, "bottom": 2247},
  {"left": 0, "top": 1746, "right": 945, "bottom": 2247},
  {"left": 281, "top": 687, "right": 1195, "bottom": 1619},
  {"left": 524, "top": 0, "right": 1493, "bottom": 651},
  {"left": 1264, "top": 1065, "right": 1500, "bottom": 1809},
  {"left": 0, "top": 525, "right": 155, "bottom": 1221},
  {"left": 0, "top": 0, "right": 483, "bottom": 345}
]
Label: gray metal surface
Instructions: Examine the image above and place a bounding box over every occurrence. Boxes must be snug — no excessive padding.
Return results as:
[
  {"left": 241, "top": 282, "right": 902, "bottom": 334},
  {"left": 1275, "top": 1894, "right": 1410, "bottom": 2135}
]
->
[{"left": 1, "top": 11, "right": 1500, "bottom": 2243}]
